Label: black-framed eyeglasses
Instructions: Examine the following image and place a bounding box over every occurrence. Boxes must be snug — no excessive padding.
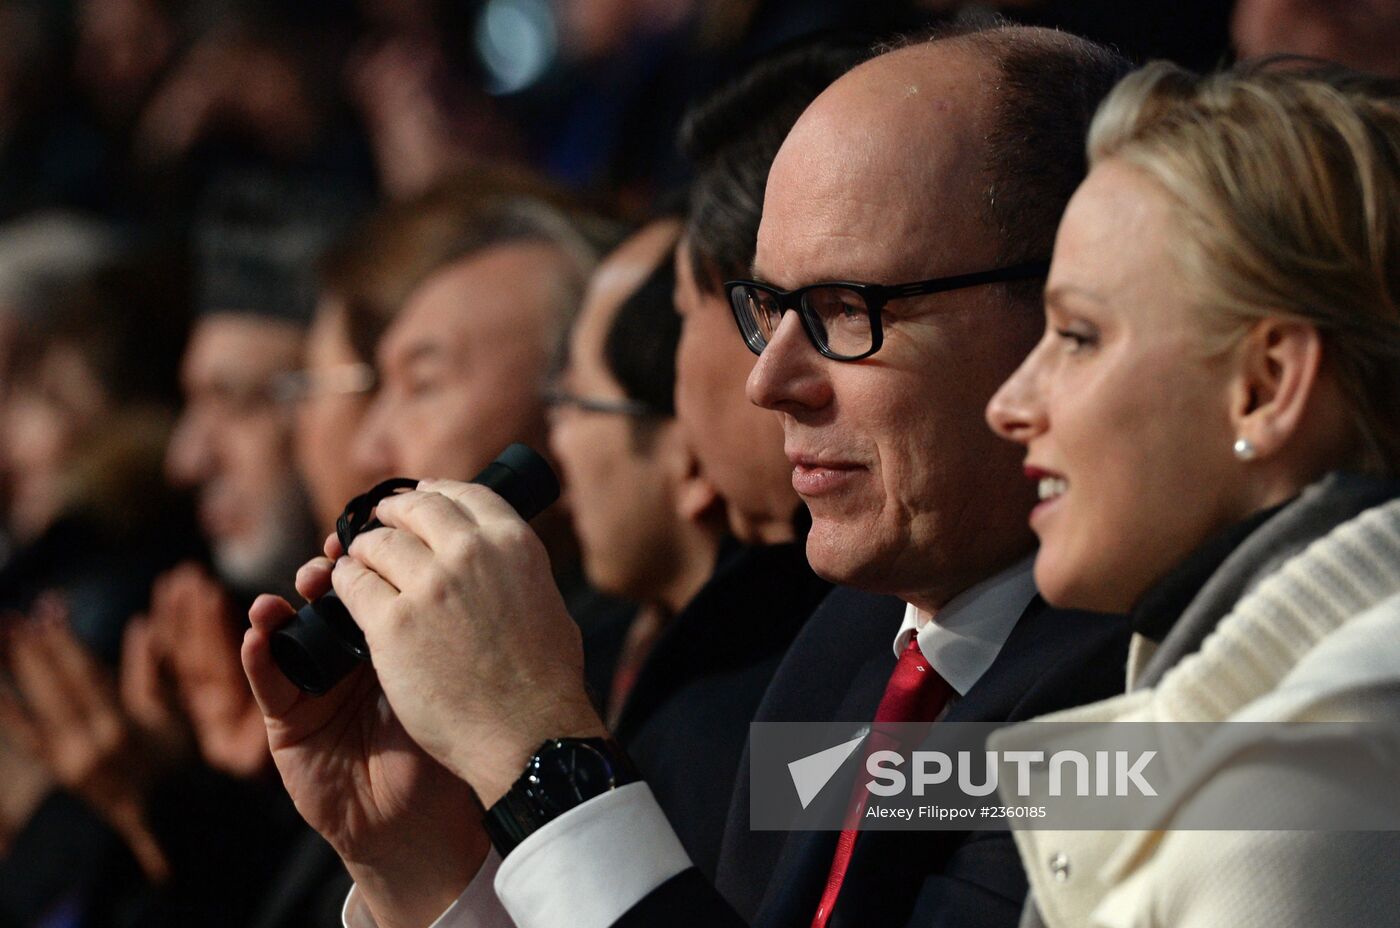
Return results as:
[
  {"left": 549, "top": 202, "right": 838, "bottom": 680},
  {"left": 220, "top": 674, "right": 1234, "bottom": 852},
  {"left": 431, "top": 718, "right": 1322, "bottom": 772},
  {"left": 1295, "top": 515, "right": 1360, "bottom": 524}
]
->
[
  {"left": 725, "top": 260, "right": 1050, "bottom": 361},
  {"left": 542, "top": 388, "right": 661, "bottom": 418}
]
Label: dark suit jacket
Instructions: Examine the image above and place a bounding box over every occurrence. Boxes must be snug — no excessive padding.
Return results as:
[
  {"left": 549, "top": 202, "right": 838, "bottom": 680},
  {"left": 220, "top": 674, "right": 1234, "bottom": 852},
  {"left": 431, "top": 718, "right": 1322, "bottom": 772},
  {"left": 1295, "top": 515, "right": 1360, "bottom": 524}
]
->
[
  {"left": 615, "top": 537, "right": 833, "bottom": 879},
  {"left": 0, "top": 766, "right": 307, "bottom": 928},
  {"left": 614, "top": 585, "right": 1131, "bottom": 928},
  {"left": 246, "top": 827, "right": 353, "bottom": 928}
]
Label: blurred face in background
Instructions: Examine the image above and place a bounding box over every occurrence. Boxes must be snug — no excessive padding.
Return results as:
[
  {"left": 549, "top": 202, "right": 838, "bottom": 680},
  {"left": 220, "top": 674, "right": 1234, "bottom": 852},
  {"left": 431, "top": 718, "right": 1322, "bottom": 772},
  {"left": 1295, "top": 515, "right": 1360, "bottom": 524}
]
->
[
  {"left": 292, "top": 298, "right": 377, "bottom": 531},
  {"left": 2, "top": 342, "right": 108, "bottom": 541},
  {"left": 353, "top": 243, "right": 568, "bottom": 481},
  {"left": 74, "top": 0, "right": 177, "bottom": 122},
  {"left": 554, "top": 0, "right": 691, "bottom": 61},
  {"left": 166, "top": 314, "right": 313, "bottom": 590},
  {"left": 1232, "top": 0, "right": 1400, "bottom": 76},
  {"left": 673, "top": 241, "right": 798, "bottom": 545},
  {"left": 548, "top": 221, "right": 716, "bottom": 607}
]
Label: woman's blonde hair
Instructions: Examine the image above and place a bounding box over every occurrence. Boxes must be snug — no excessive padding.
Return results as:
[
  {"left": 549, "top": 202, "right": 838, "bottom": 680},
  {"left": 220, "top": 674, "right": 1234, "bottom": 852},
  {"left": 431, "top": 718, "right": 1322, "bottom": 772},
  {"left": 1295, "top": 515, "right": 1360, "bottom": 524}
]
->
[{"left": 1088, "top": 60, "right": 1400, "bottom": 475}]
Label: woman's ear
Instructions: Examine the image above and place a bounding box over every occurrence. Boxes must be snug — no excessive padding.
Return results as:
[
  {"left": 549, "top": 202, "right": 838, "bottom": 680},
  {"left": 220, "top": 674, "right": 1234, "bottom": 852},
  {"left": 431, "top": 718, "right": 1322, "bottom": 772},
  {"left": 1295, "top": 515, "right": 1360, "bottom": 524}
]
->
[{"left": 1229, "top": 318, "right": 1325, "bottom": 459}]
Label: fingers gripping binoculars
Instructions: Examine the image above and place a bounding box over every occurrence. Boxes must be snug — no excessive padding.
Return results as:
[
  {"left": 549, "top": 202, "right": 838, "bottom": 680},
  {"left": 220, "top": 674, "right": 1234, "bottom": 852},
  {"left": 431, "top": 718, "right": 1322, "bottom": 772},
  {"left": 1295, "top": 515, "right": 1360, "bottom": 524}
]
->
[{"left": 270, "top": 444, "right": 560, "bottom": 695}]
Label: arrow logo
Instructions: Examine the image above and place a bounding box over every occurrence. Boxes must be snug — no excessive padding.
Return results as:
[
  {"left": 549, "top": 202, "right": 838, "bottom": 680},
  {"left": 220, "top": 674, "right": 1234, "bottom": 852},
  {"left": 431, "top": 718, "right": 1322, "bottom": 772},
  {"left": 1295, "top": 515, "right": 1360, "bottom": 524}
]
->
[{"left": 787, "top": 730, "right": 868, "bottom": 809}]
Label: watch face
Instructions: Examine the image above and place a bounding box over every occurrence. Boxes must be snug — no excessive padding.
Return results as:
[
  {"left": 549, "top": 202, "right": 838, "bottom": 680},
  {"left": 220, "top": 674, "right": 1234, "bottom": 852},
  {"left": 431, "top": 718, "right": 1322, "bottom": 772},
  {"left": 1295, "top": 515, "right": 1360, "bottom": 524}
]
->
[{"left": 531, "top": 741, "right": 617, "bottom": 814}]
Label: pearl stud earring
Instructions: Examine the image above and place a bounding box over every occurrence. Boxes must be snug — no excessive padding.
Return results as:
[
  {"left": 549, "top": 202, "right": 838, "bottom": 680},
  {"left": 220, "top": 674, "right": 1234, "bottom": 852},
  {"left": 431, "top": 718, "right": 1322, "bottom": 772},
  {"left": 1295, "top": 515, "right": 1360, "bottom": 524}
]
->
[{"left": 1233, "top": 437, "right": 1257, "bottom": 461}]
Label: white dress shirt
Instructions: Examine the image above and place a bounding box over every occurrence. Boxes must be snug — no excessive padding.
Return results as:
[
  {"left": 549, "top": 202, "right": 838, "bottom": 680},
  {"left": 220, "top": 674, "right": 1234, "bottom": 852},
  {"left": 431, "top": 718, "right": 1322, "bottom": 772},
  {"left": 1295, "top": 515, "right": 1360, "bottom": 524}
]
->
[
  {"left": 895, "top": 555, "right": 1039, "bottom": 698},
  {"left": 343, "top": 557, "right": 1038, "bottom": 928}
]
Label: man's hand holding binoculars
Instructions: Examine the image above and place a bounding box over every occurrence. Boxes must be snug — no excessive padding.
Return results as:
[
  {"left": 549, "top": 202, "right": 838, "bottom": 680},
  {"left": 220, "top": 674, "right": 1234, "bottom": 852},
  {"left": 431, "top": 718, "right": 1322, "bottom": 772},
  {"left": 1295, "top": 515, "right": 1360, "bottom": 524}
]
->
[
  {"left": 243, "top": 473, "right": 606, "bottom": 927},
  {"left": 243, "top": 534, "right": 485, "bottom": 928},
  {"left": 331, "top": 479, "right": 608, "bottom": 805}
]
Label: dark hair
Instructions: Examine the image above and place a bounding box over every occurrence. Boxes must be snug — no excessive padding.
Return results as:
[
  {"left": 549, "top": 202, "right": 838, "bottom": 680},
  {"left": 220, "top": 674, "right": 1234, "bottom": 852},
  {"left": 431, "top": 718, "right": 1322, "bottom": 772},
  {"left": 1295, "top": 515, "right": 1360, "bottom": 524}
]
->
[
  {"left": 195, "top": 169, "right": 363, "bottom": 325},
  {"left": 873, "top": 23, "right": 1132, "bottom": 304},
  {"left": 7, "top": 252, "right": 193, "bottom": 545},
  {"left": 26, "top": 251, "right": 191, "bottom": 409},
  {"left": 679, "top": 37, "right": 874, "bottom": 293},
  {"left": 964, "top": 28, "right": 1135, "bottom": 277},
  {"left": 604, "top": 251, "right": 680, "bottom": 419}
]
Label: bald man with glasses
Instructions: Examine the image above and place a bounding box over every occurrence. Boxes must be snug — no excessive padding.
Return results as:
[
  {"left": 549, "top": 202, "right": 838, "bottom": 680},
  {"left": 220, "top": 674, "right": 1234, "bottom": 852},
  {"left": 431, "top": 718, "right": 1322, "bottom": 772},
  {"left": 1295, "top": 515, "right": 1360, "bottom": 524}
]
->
[{"left": 245, "top": 24, "right": 1137, "bottom": 928}]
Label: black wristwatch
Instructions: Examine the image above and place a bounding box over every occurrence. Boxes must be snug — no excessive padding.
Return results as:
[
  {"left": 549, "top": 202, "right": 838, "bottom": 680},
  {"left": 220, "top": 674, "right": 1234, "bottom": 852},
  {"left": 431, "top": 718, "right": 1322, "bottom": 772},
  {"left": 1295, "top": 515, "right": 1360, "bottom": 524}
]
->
[{"left": 483, "top": 737, "right": 640, "bottom": 857}]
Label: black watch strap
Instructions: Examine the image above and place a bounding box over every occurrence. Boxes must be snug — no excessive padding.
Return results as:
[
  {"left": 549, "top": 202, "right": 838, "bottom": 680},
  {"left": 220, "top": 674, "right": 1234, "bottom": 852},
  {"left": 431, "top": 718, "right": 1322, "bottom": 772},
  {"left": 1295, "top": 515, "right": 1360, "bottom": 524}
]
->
[{"left": 484, "top": 737, "right": 640, "bottom": 857}]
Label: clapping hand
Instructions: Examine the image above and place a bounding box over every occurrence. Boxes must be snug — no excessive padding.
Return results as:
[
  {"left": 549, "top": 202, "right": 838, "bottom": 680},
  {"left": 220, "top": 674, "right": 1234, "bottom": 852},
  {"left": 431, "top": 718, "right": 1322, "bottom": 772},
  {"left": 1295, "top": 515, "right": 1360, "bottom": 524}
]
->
[
  {"left": 0, "top": 595, "right": 188, "bottom": 882},
  {"left": 150, "top": 563, "right": 269, "bottom": 778}
]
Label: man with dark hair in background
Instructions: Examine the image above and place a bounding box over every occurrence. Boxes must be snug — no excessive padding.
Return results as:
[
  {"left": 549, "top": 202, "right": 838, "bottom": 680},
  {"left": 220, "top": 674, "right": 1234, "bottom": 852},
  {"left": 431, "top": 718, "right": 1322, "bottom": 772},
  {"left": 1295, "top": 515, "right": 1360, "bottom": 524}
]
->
[
  {"left": 144, "top": 170, "right": 366, "bottom": 795},
  {"left": 542, "top": 212, "right": 835, "bottom": 882},
  {"left": 167, "top": 172, "right": 361, "bottom": 600},
  {"left": 671, "top": 35, "right": 875, "bottom": 548}
]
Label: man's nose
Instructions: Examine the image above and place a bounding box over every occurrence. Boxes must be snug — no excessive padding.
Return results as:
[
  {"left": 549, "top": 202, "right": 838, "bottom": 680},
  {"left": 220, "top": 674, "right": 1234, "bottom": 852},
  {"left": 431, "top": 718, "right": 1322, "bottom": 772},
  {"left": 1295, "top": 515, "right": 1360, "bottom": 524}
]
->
[
  {"left": 165, "top": 410, "right": 216, "bottom": 488},
  {"left": 350, "top": 397, "right": 398, "bottom": 480},
  {"left": 746, "top": 311, "right": 832, "bottom": 413}
]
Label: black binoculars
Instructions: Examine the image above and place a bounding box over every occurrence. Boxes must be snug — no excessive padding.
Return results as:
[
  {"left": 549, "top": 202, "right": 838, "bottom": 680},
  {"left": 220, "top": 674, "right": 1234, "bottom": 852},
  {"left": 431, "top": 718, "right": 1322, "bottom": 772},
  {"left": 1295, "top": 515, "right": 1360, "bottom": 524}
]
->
[{"left": 270, "top": 443, "right": 560, "bottom": 695}]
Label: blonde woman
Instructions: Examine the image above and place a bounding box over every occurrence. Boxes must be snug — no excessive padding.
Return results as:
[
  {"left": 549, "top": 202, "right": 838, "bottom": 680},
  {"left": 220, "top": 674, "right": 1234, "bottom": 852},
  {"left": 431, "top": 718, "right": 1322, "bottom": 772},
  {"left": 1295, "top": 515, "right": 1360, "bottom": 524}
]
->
[{"left": 986, "top": 62, "right": 1400, "bottom": 927}]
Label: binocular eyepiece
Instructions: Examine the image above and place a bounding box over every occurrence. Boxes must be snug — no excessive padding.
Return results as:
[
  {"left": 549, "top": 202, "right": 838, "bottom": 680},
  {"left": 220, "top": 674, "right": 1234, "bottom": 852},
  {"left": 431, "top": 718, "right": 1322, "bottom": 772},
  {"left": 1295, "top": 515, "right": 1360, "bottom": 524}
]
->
[{"left": 269, "top": 444, "right": 560, "bottom": 695}]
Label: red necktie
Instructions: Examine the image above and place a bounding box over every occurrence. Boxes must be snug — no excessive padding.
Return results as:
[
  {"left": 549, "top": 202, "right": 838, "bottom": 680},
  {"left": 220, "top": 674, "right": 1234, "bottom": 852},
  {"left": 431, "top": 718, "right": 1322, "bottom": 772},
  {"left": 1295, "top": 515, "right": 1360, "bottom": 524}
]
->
[{"left": 810, "top": 635, "right": 954, "bottom": 928}]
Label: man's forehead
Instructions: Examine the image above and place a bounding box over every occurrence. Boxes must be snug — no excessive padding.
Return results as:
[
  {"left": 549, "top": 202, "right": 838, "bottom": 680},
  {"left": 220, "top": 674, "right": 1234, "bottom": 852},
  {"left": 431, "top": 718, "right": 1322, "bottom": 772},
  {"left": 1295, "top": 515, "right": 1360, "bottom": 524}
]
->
[
  {"left": 377, "top": 303, "right": 461, "bottom": 369},
  {"left": 194, "top": 311, "right": 304, "bottom": 343},
  {"left": 754, "top": 160, "right": 985, "bottom": 287},
  {"left": 185, "top": 313, "right": 302, "bottom": 379},
  {"left": 755, "top": 44, "right": 995, "bottom": 287},
  {"left": 795, "top": 39, "right": 991, "bottom": 152},
  {"left": 379, "top": 250, "right": 557, "bottom": 367}
]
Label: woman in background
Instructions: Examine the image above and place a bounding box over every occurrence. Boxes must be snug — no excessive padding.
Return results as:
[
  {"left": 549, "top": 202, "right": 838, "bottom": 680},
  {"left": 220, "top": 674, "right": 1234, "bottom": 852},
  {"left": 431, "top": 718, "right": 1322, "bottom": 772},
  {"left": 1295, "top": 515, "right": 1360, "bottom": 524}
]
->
[
  {"left": 987, "top": 61, "right": 1400, "bottom": 927},
  {"left": 0, "top": 252, "right": 195, "bottom": 660}
]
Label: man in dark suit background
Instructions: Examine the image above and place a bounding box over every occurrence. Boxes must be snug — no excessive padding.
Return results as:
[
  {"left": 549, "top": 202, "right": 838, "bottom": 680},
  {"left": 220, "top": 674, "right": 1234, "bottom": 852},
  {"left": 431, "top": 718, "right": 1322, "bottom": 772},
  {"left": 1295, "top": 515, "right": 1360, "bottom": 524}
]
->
[{"left": 241, "top": 22, "right": 1135, "bottom": 928}]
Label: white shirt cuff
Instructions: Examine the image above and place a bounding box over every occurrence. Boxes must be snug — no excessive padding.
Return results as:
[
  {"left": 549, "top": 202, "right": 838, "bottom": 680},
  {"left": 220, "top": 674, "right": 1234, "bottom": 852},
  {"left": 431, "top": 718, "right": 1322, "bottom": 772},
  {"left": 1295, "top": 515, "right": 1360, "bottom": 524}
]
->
[
  {"left": 494, "top": 782, "right": 693, "bottom": 928},
  {"left": 342, "top": 847, "right": 516, "bottom": 928}
]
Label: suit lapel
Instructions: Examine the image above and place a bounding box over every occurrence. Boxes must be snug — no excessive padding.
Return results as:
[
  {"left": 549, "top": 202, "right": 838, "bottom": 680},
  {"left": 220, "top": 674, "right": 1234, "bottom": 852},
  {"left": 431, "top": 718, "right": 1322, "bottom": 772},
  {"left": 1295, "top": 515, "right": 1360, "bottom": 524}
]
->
[
  {"left": 827, "top": 598, "right": 1131, "bottom": 927},
  {"left": 715, "top": 588, "right": 904, "bottom": 923},
  {"left": 718, "top": 589, "right": 1131, "bottom": 928},
  {"left": 613, "top": 539, "right": 829, "bottom": 743}
]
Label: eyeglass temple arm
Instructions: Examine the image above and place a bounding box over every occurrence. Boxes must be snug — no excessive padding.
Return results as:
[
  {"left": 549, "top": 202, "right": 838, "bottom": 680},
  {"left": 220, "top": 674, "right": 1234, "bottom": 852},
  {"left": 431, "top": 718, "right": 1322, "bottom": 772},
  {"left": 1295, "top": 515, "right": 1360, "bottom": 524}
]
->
[{"left": 880, "top": 260, "right": 1051, "bottom": 300}]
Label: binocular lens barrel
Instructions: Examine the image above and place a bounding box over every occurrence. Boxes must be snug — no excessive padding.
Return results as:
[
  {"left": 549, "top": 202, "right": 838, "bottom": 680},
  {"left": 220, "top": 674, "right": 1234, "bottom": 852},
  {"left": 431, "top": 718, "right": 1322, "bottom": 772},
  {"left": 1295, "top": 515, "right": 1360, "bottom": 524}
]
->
[{"left": 269, "top": 444, "right": 560, "bottom": 695}]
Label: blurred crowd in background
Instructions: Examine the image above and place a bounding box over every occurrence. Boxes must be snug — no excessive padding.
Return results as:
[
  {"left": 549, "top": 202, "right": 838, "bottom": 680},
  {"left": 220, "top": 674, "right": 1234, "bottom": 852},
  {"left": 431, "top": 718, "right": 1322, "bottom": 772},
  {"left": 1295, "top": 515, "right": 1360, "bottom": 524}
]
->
[{"left": 0, "top": 0, "right": 1395, "bottom": 926}]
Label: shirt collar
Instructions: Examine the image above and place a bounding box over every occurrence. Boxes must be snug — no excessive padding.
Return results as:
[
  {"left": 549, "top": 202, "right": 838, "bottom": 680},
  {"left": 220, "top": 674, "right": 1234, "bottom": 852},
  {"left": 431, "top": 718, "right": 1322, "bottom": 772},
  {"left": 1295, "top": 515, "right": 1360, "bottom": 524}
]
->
[{"left": 892, "top": 556, "right": 1038, "bottom": 696}]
